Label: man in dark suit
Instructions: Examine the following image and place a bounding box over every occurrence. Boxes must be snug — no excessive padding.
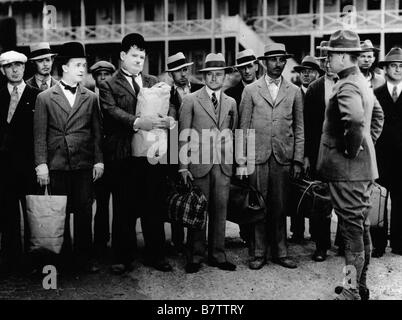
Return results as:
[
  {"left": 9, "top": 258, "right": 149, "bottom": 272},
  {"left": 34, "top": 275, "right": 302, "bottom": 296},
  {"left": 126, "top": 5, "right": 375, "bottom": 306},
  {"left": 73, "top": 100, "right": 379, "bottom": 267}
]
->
[
  {"left": 238, "top": 43, "right": 304, "bottom": 270},
  {"left": 26, "top": 42, "right": 58, "bottom": 91},
  {"left": 99, "top": 33, "right": 173, "bottom": 274},
  {"left": 374, "top": 47, "right": 402, "bottom": 257},
  {"left": 317, "top": 30, "right": 384, "bottom": 300},
  {"left": 34, "top": 42, "right": 104, "bottom": 274},
  {"left": 0, "top": 51, "right": 40, "bottom": 273},
  {"left": 179, "top": 53, "right": 238, "bottom": 273},
  {"left": 290, "top": 55, "right": 323, "bottom": 244},
  {"left": 166, "top": 52, "right": 202, "bottom": 253},
  {"left": 225, "top": 49, "right": 259, "bottom": 245},
  {"left": 302, "top": 44, "right": 337, "bottom": 262}
]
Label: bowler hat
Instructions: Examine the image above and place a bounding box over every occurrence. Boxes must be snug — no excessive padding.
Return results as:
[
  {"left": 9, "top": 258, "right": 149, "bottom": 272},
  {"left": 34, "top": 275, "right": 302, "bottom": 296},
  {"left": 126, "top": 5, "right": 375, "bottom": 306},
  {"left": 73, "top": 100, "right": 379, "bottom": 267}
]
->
[
  {"left": 293, "top": 56, "right": 325, "bottom": 76},
  {"left": 257, "top": 43, "right": 293, "bottom": 60},
  {"left": 166, "top": 52, "right": 193, "bottom": 72},
  {"left": 198, "top": 53, "right": 231, "bottom": 72},
  {"left": 325, "top": 30, "right": 364, "bottom": 52},
  {"left": 235, "top": 49, "right": 258, "bottom": 68},
  {"left": 90, "top": 61, "right": 116, "bottom": 74},
  {"left": 57, "top": 41, "right": 87, "bottom": 59},
  {"left": 122, "top": 33, "right": 147, "bottom": 52},
  {"left": 360, "top": 39, "right": 380, "bottom": 53},
  {"left": 29, "top": 42, "right": 57, "bottom": 60},
  {"left": 378, "top": 47, "right": 402, "bottom": 67}
]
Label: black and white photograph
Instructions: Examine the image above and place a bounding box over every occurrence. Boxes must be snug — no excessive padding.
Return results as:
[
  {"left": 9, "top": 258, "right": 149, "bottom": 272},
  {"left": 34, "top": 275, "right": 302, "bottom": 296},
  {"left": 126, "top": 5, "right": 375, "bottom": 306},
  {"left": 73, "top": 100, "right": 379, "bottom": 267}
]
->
[{"left": 0, "top": 0, "right": 402, "bottom": 307}]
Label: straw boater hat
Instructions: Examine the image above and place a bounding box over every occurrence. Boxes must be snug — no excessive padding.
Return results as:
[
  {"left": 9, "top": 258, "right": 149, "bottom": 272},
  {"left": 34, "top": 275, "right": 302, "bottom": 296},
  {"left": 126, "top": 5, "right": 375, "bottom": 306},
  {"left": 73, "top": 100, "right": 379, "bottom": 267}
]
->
[
  {"left": 294, "top": 55, "right": 325, "bottom": 76},
  {"left": 235, "top": 49, "right": 258, "bottom": 68},
  {"left": 29, "top": 42, "right": 57, "bottom": 60},
  {"left": 324, "top": 30, "right": 365, "bottom": 52},
  {"left": 360, "top": 39, "right": 380, "bottom": 53},
  {"left": 198, "top": 53, "right": 231, "bottom": 72},
  {"left": 166, "top": 52, "right": 193, "bottom": 72},
  {"left": 90, "top": 61, "right": 116, "bottom": 75},
  {"left": 0, "top": 50, "right": 27, "bottom": 66},
  {"left": 378, "top": 47, "right": 402, "bottom": 67},
  {"left": 257, "top": 43, "right": 293, "bottom": 60},
  {"left": 316, "top": 40, "right": 329, "bottom": 60}
]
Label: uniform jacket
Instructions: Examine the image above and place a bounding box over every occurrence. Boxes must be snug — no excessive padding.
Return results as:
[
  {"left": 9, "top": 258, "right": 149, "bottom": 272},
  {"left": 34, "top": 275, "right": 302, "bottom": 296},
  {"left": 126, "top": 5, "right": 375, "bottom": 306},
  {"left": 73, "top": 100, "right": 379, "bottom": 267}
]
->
[
  {"left": 179, "top": 87, "right": 238, "bottom": 178},
  {"left": 99, "top": 70, "right": 158, "bottom": 161},
  {"left": 316, "top": 66, "right": 384, "bottom": 181},
  {"left": 26, "top": 76, "right": 58, "bottom": 91},
  {"left": 225, "top": 81, "right": 245, "bottom": 107},
  {"left": 374, "top": 82, "right": 402, "bottom": 188},
  {"left": 34, "top": 83, "right": 103, "bottom": 171},
  {"left": 0, "top": 84, "right": 40, "bottom": 172},
  {"left": 169, "top": 82, "right": 203, "bottom": 120},
  {"left": 239, "top": 76, "right": 304, "bottom": 166}
]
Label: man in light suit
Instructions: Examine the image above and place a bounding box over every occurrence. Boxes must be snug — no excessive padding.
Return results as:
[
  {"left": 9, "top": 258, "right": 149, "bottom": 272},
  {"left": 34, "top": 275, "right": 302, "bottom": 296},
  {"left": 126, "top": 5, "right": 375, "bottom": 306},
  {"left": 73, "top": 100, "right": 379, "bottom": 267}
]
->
[
  {"left": 34, "top": 41, "right": 104, "bottom": 274},
  {"left": 238, "top": 43, "right": 304, "bottom": 270},
  {"left": 99, "top": 33, "right": 172, "bottom": 274},
  {"left": 317, "top": 30, "right": 384, "bottom": 300},
  {"left": 179, "top": 53, "right": 238, "bottom": 274},
  {"left": 358, "top": 40, "right": 385, "bottom": 90},
  {"left": 0, "top": 51, "right": 40, "bottom": 274},
  {"left": 26, "top": 42, "right": 58, "bottom": 91}
]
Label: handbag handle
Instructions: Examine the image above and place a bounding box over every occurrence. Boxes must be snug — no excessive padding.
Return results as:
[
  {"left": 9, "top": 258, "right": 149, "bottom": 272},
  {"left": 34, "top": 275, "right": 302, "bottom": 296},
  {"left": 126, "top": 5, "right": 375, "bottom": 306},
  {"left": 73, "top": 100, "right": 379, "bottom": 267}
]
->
[{"left": 295, "top": 179, "right": 320, "bottom": 216}]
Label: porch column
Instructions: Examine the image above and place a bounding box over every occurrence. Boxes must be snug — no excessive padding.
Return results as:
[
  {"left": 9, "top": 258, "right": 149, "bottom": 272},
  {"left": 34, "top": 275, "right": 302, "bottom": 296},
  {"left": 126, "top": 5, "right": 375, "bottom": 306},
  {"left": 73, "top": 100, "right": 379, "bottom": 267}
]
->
[
  {"left": 310, "top": 34, "right": 315, "bottom": 56},
  {"left": 263, "top": 0, "right": 267, "bottom": 33},
  {"left": 319, "top": 0, "right": 324, "bottom": 32},
  {"left": 211, "top": 0, "right": 216, "bottom": 53},
  {"left": 121, "top": 0, "right": 125, "bottom": 36},
  {"left": 8, "top": 3, "right": 12, "bottom": 17},
  {"left": 165, "top": 0, "right": 169, "bottom": 70},
  {"left": 80, "top": 0, "right": 86, "bottom": 40},
  {"left": 380, "top": 0, "right": 385, "bottom": 60}
]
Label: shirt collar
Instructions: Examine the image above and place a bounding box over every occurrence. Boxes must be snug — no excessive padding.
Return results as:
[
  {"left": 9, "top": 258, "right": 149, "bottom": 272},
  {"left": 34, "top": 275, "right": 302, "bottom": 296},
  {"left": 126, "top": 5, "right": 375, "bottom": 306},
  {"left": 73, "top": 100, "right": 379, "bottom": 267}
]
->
[
  {"left": 301, "top": 85, "right": 308, "bottom": 94},
  {"left": 337, "top": 66, "right": 359, "bottom": 79},
  {"left": 265, "top": 74, "right": 282, "bottom": 86},
  {"left": 387, "top": 80, "right": 402, "bottom": 92},
  {"left": 205, "top": 86, "right": 221, "bottom": 101},
  {"left": 7, "top": 81, "right": 26, "bottom": 94}
]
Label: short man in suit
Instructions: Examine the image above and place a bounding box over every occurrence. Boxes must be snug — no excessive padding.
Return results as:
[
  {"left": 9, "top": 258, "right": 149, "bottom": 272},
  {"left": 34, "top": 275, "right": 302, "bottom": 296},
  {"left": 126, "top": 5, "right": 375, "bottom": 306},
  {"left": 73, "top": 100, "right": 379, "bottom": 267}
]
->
[
  {"left": 34, "top": 41, "right": 104, "bottom": 273},
  {"left": 179, "top": 53, "right": 238, "bottom": 273},
  {"left": 303, "top": 42, "right": 337, "bottom": 262},
  {"left": 318, "top": 30, "right": 384, "bottom": 300},
  {"left": 0, "top": 51, "right": 40, "bottom": 273},
  {"left": 358, "top": 40, "right": 385, "bottom": 90},
  {"left": 89, "top": 60, "right": 115, "bottom": 256},
  {"left": 99, "top": 33, "right": 173, "bottom": 274},
  {"left": 166, "top": 52, "right": 203, "bottom": 252},
  {"left": 374, "top": 47, "right": 402, "bottom": 257},
  {"left": 225, "top": 49, "right": 259, "bottom": 245},
  {"left": 290, "top": 55, "right": 323, "bottom": 243},
  {"left": 238, "top": 43, "right": 304, "bottom": 270},
  {"left": 26, "top": 42, "right": 58, "bottom": 91}
]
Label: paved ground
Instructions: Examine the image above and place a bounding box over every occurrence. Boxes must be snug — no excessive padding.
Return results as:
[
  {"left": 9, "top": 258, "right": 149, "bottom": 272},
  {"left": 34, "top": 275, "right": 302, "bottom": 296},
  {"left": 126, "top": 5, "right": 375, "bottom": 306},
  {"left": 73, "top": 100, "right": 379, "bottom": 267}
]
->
[{"left": 1, "top": 218, "right": 402, "bottom": 300}]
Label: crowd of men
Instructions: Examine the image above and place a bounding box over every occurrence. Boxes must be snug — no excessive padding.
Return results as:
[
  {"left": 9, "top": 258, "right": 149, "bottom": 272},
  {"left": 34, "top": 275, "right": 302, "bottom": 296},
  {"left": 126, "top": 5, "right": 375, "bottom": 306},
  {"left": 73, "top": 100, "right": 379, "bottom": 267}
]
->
[{"left": 0, "top": 28, "right": 401, "bottom": 300}]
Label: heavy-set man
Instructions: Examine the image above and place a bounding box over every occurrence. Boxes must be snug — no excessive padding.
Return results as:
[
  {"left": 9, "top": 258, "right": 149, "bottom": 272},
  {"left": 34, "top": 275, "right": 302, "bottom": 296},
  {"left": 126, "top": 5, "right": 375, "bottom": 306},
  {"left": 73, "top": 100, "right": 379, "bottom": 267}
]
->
[
  {"left": 0, "top": 51, "right": 40, "bottom": 274},
  {"left": 239, "top": 43, "right": 304, "bottom": 270},
  {"left": 26, "top": 42, "right": 58, "bottom": 91},
  {"left": 99, "top": 33, "right": 172, "bottom": 274},
  {"left": 179, "top": 53, "right": 238, "bottom": 274},
  {"left": 34, "top": 41, "right": 104, "bottom": 274},
  {"left": 374, "top": 47, "right": 402, "bottom": 257},
  {"left": 317, "top": 30, "right": 384, "bottom": 300}
]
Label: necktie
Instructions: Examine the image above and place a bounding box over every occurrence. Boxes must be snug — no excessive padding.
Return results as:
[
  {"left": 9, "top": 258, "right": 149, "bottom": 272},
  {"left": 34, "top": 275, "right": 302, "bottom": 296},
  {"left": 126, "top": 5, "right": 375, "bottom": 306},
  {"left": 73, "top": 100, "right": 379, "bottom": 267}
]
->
[
  {"left": 60, "top": 81, "right": 77, "bottom": 94},
  {"left": 211, "top": 92, "right": 219, "bottom": 114},
  {"left": 7, "top": 86, "right": 19, "bottom": 123},
  {"left": 392, "top": 85, "right": 399, "bottom": 103},
  {"left": 131, "top": 75, "right": 140, "bottom": 95},
  {"left": 40, "top": 79, "right": 48, "bottom": 91}
]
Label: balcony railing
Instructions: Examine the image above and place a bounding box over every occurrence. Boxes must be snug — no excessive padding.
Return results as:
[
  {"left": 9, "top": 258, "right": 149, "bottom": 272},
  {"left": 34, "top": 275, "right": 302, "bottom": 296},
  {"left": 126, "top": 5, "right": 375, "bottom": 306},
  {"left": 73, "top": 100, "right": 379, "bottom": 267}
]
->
[{"left": 16, "top": 9, "right": 402, "bottom": 46}]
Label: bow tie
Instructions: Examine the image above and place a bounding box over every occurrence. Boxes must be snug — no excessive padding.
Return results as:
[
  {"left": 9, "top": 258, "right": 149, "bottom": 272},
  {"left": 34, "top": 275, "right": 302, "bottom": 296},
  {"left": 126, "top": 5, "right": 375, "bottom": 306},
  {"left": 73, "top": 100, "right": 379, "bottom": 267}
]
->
[
  {"left": 60, "top": 81, "right": 78, "bottom": 94},
  {"left": 268, "top": 78, "right": 280, "bottom": 86}
]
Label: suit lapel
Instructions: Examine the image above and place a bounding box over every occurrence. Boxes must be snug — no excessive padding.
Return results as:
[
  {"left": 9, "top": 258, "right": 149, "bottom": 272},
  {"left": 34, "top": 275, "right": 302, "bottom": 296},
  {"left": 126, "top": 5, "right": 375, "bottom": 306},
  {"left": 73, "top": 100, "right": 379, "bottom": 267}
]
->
[
  {"left": 51, "top": 84, "right": 73, "bottom": 115},
  {"left": 10, "top": 85, "right": 29, "bottom": 123},
  {"left": 116, "top": 70, "right": 136, "bottom": 98},
  {"left": 197, "top": 87, "right": 217, "bottom": 124},
  {"left": 257, "top": 77, "right": 274, "bottom": 107},
  {"left": 50, "top": 77, "right": 58, "bottom": 87},
  {"left": 219, "top": 93, "right": 231, "bottom": 128},
  {"left": 0, "top": 89, "right": 11, "bottom": 123},
  {"left": 274, "top": 78, "right": 289, "bottom": 107},
  {"left": 67, "top": 86, "right": 89, "bottom": 122}
]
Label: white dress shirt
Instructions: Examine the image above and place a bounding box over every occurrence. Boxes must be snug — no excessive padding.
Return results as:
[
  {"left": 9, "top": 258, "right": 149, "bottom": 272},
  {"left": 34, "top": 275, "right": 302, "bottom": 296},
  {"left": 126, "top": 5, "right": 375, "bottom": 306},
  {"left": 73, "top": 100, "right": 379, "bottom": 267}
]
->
[
  {"left": 121, "top": 68, "right": 143, "bottom": 90},
  {"left": 205, "top": 86, "right": 221, "bottom": 103},
  {"left": 35, "top": 76, "right": 52, "bottom": 89},
  {"left": 59, "top": 82, "right": 77, "bottom": 107},
  {"left": 387, "top": 81, "right": 402, "bottom": 99},
  {"left": 265, "top": 74, "right": 282, "bottom": 101}
]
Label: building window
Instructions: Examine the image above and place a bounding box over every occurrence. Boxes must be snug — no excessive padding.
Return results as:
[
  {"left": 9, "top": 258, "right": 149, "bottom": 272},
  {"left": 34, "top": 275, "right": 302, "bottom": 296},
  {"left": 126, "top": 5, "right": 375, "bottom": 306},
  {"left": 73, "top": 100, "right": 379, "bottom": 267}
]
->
[
  {"left": 367, "top": 0, "right": 381, "bottom": 10},
  {"left": 205, "top": 0, "right": 211, "bottom": 19},
  {"left": 228, "top": 0, "right": 240, "bottom": 16},
  {"left": 297, "top": 0, "right": 310, "bottom": 13},
  {"left": 187, "top": 0, "right": 197, "bottom": 20},
  {"left": 278, "top": 0, "right": 290, "bottom": 15},
  {"left": 340, "top": 0, "right": 354, "bottom": 11},
  {"left": 144, "top": 2, "right": 155, "bottom": 21}
]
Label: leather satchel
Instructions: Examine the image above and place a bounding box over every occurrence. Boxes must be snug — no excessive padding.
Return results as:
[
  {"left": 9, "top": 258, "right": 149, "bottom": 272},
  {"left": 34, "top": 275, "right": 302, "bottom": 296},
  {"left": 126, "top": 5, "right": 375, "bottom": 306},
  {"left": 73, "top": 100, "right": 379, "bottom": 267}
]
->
[{"left": 227, "top": 178, "right": 266, "bottom": 225}]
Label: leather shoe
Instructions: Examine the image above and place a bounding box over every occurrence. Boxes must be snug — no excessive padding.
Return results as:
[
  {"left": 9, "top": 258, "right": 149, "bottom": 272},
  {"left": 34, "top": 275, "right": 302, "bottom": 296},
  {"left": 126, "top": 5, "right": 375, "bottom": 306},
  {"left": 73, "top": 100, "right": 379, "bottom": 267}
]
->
[
  {"left": 208, "top": 260, "right": 236, "bottom": 271},
  {"left": 145, "top": 260, "right": 173, "bottom": 272},
  {"left": 185, "top": 262, "right": 201, "bottom": 274},
  {"left": 273, "top": 257, "right": 297, "bottom": 269},
  {"left": 334, "top": 286, "right": 369, "bottom": 300},
  {"left": 249, "top": 257, "right": 266, "bottom": 270},
  {"left": 312, "top": 250, "right": 327, "bottom": 262}
]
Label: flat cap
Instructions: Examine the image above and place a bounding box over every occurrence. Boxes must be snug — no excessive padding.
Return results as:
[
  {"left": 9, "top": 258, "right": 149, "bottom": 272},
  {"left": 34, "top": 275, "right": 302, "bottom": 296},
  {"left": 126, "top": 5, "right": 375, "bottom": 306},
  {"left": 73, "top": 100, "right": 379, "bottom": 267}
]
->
[
  {"left": 90, "top": 61, "right": 116, "bottom": 74},
  {"left": 0, "top": 50, "right": 28, "bottom": 66}
]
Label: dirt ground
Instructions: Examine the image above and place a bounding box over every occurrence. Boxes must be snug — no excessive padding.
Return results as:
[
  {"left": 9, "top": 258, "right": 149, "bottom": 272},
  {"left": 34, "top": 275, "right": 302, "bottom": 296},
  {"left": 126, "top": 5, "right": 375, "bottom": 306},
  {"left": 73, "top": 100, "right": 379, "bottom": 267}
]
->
[{"left": 1, "top": 216, "right": 402, "bottom": 301}]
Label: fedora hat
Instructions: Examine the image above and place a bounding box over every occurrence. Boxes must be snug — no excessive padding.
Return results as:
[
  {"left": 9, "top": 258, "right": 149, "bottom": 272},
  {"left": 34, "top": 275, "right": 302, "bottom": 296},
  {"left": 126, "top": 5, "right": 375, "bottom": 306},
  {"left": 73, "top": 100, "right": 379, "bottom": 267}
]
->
[
  {"left": 293, "top": 56, "right": 325, "bottom": 76},
  {"left": 378, "top": 47, "right": 402, "bottom": 67},
  {"left": 257, "top": 43, "right": 293, "bottom": 60},
  {"left": 90, "top": 61, "right": 116, "bottom": 74},
  {"left": 57, "top": 41, "right": 87, "bottom": 59},
  {"left": 325, "top": 30, "right": 364, "bottom": 52},
  {"left": 166, "top": 52, "right": 193, "bottom": 72},
  {"left": 198, "top": 53, "right": 231, "bottom": 72},
  {"left": 29, "top": 42, "right": 57, "bottom": 60},
  {"left": 0, "top": 50, "right": 27, "bottom": 66},
  {"left": 235, "top": 49, "right": 258, "bottom": 68},
  {"left": 360, "top": 39, "right": 380, "bottom": 53},
  {"left": 316, "top": 40, "right": 329, "bottom": 60}
]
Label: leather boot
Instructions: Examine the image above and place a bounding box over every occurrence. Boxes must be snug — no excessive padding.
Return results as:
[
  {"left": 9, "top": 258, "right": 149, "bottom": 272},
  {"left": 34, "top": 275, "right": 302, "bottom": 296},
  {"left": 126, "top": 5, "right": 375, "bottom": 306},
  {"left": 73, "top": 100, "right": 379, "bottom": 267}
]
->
[{"left": 358, "top": 244, "right": 371, "bottom": 300}]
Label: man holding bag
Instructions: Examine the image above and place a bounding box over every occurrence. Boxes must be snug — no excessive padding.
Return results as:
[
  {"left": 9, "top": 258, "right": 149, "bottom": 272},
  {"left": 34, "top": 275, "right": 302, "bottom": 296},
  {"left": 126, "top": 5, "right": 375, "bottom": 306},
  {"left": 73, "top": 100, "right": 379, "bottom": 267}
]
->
[{"left": 34, "top": 42, "right": 103, "bottom": 274}]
